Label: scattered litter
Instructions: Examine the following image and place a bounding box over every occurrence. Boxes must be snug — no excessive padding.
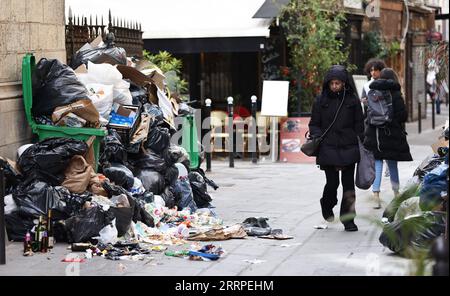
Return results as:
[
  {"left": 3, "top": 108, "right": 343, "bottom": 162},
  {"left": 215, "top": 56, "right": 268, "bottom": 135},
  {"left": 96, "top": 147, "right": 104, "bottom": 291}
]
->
[
  {"left": 243, "top": 259, "right": 266, "bottom": 264},
  {"left": 313, "top": 224, "right": 328, "bottom": 230}
]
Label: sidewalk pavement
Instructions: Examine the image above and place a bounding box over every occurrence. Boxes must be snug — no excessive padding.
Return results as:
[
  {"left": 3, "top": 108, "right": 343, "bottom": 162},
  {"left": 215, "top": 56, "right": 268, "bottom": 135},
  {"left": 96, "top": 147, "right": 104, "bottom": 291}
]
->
[{"left": 0, "top": 106, "right": 447, "bottom": 276}]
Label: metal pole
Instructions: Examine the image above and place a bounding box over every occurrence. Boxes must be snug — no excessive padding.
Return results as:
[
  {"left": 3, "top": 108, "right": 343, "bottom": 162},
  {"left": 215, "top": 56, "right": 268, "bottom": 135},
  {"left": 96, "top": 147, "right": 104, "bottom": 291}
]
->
[
  {"left": 431, "top": 97, "right": 436, "bottom": 130},
  {"left": 0, "top": 168, "right": 6, "bottom": 265},
  {"left": 205, "top": 99, "right": 212, "bottom": 172},
  {"left": 418, "top": 102, "right": 422, "bottom": 134},
  {"left": 251, "top": 96, "right": 258, "bottom": 164},
  {"left": 227, "top": 97, "right": 234, "bottom": 168}
]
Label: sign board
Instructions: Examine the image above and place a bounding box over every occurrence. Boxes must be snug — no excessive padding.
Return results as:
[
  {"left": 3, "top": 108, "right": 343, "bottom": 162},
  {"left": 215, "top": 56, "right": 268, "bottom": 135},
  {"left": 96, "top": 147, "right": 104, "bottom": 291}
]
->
[
  {"left": 344, "top": 0, "right": 363, "bottom": 9},
  {"left": 261, "top": 81, "right": 289, "bottom": 117},
  {"left": 353, "top": 75, "right": 368, "bottom": 99},
  {"left": 279, "top": 117, "right": 315, "bottom": 163}
]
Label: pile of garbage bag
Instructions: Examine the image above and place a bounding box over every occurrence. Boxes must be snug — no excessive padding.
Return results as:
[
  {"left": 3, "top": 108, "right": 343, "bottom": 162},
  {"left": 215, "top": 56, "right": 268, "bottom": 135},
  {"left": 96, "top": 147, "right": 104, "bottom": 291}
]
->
[
  {"left": 380, "top": 125, "right": 448, "bottom": 257},
  {"left": 3, "top": 43, "right": 221, "bottom": 255}
]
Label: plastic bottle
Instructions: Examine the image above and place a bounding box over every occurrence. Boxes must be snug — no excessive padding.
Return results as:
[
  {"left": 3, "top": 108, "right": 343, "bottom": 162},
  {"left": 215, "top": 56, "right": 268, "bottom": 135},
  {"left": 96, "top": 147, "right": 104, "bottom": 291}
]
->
[{"left": 177, "top": 224, "right": 190, "bottom": 239}]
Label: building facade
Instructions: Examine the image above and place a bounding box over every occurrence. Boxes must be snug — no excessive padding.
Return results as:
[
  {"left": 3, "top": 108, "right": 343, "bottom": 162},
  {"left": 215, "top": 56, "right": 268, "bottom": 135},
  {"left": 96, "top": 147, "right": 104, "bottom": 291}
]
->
[{"left": 0, "top": 0, "right": 66, "bottom": 160}]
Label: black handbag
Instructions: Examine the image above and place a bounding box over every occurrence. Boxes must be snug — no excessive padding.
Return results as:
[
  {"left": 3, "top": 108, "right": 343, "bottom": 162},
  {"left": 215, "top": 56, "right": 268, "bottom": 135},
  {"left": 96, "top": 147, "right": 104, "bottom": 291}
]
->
[{"left": 301, "top": 90, "right": 346, "bottom": 157}]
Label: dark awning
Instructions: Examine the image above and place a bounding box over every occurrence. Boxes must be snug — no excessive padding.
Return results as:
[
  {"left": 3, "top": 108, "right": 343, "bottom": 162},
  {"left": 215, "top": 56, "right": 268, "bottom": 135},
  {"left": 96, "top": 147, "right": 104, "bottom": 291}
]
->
[
  {"left": 253, "top": 0, "right": 290, "bottom": 18},
  {"left": 144, "top": 37, "right": 267, "bottom": 54}
]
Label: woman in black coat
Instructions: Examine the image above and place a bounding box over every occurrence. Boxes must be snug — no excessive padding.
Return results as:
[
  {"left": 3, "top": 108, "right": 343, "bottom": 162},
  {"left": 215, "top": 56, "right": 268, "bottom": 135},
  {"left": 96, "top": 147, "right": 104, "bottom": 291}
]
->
[
  {"left": 363, "top": 68, "right": 413, "bottom": 208},
  {"left": 309, "top": 65, "right": 365, "bottom": 231}
]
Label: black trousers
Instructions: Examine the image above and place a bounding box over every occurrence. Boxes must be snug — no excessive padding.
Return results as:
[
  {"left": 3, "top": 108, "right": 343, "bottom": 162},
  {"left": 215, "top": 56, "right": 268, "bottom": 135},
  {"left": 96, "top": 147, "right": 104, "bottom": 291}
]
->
[{"left": 321, "top": 164, "right": 356, "bottom": 223}]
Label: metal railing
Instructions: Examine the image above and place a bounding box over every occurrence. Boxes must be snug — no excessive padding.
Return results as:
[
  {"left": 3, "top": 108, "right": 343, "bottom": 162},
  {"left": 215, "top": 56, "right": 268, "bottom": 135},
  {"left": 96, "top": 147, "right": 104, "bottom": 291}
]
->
[{"left": 66, "top": 8, "right": 144, "bottom": 65}]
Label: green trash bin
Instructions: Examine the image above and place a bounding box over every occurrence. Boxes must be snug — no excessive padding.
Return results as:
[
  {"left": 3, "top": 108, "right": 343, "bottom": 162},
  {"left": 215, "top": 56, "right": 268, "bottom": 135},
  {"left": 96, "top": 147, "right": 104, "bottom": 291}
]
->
[
  {"left": 181, "top": 115, "right": 200, "bottom": 170},
  {"left": 21, "top": 54, "right": 107, "bottom": 171}
]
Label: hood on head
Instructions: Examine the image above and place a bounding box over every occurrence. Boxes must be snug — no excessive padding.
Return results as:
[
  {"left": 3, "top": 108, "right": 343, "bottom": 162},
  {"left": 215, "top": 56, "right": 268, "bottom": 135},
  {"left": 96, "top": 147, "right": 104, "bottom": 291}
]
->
[{"left": 321, "top": 65, "right": 357, "bottom": 97}]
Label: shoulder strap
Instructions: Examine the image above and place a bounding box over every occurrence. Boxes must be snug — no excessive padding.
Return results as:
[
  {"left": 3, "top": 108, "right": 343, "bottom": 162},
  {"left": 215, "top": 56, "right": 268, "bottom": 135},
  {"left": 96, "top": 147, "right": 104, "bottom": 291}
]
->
[{"left": 319, "top": 89, "right": 346, "bottom": 140}]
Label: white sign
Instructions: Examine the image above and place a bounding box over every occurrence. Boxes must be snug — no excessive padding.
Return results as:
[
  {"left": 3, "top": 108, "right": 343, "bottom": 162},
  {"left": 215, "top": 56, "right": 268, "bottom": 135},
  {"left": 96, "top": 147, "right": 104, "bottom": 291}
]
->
[
  {"left": 344, "top": 0, "right": 363, "bottom": 9},
  {"left": 261, "top": 81, "right": 289, "bottom": 117},
  {"left": 353, "top": 75, "right": 368, "bottom": 99}
]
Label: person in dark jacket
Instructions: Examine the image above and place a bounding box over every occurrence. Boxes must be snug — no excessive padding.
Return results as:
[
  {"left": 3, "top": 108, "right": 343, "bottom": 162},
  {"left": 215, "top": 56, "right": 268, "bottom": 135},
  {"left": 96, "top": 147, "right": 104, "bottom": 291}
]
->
[
  {"left": 309, "top": 65, "right": 365, "bottom": 232},
  {"left": 363, "top": 68, "right": 413, "bottom": 209}
]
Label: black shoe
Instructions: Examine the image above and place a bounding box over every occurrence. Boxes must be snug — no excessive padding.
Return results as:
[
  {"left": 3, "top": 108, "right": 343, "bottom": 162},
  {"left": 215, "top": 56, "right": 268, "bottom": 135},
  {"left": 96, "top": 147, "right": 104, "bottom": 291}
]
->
[
  {"left": 344, "top": 221, "right": 358, "bottom": 232},
  {"left": 320, "top": 199, "right": 334, "bottom": 222}
]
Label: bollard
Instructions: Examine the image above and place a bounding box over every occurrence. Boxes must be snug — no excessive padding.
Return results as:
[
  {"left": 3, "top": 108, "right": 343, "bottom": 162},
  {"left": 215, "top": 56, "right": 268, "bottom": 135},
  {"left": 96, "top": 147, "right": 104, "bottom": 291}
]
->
[
  {"left": 432, "top": 97, "right": 436, "bottom": 130},
  {"left": 251, "top": 96, "right": 258, "bottom": 164},
  {"left": 418, "top": 102, "right": 422, "bottom": 134},
  {"left": 205, "top": 99, "right": 212, "bottom": 172},
  {"left": 227, "top": 97, "right": 234, "bottom": 168},
  {"left": 432, "top": 236, "right": 449, "bottom": 276},
  {"left": 0, "top": 168, "right": 6, "bottom": 265}
]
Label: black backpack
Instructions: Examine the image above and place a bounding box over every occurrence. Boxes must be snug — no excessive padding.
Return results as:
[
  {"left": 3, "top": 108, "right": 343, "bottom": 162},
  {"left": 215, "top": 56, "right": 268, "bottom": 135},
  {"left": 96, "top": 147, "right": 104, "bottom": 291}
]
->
[{"left": 367, "top": 89, "right": 394, "bottom": 126}]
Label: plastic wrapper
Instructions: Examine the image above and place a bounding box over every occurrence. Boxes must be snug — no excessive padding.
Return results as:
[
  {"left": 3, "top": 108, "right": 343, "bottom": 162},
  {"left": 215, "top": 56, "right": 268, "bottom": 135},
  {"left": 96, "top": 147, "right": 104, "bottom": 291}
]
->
[
  {"left": 136, "top": 170, "right": 165, "bottom": 195},
  {"left": 65, "top": 206, "right": 115, "bottom": 243},
  {"left": 18, "top": 138, "right": 88, "bottom": 185},
  {"left": 102, "top": 163, "right": 135, "bottom": 190},
  {"left": 379, "top": 211, "right": 446, "bottom": 256},
  {"left": 32, "top": 58, "right": 90, "bottom": 116}
]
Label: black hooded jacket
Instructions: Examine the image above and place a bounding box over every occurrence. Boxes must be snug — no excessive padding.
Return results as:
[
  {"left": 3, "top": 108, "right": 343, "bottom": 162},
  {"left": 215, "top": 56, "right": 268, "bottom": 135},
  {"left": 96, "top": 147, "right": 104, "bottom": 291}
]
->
[
  {"left": 363, "top": 79, "right": 413, "bottom": 161},
  {"left": 309, "top": 66, "right": 365, "bottom": 168}
]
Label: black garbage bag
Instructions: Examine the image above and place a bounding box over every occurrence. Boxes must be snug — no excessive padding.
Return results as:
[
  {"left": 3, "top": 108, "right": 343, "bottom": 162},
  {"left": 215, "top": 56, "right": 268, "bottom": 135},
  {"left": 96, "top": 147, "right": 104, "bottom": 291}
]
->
[
  {"left": 13, "top": 180, "right": 73, "bottom": 220},
  {"left": 61, "top": 192, "right": 93, "bottom": 217},
  {"left": 0, "top": 157, "right": 23, "bottom": 195},
  {"left": 102, "top": 181, "right": 154, "bottom": 228},
  {"left": 128, "top": 151, "right": 167, "bottom": 173},
  {"left": 103, "top": 163, "right": 135, "bottom": 190},
  {"left": 100, "top": 129, "right": 127, "bottom": 165},
  {"left": 413, "top": 155, "right": 445, "bottom": 180},
  {"left": 161, "top": 187, "right": 176, "bottom": 209},
  {"left": 70, "top": 45, "right": 127, "bottom": 69},
  {"left": 5, "top": 212, "right": 36, "bottom": 242},
  {"left": 65, "top": 206, "right": 115, "bottom": 243},
  {"left": 165, "top": 165, "right": 179, "bottom": 186},
  {"left": 242, "top": 217, "right": 272, "bottom": 237},
  {"left": 18, "top": 138, "right": 88, "bottom": 185},
  {"left": 110, "top": 207, "right": 133, "bottom": 237},
  {"left": 146, "top": 126, "right": 171, "bottom": 154},
  {"left": 379, "top": 211, "right": 446, "bottom": 257},
  {"left": 32, "top": 58, "right": 90, "bottom": 116},
  {"left": 163, "top": 146, "right": 189, "bottom": 166},
  {"left": 53, "top": 220, "right": 69, "bottom": 243},
  {"left": 136, "top": 170, "right": 165, "bottom": 195},
  {"left": 144, "top": 103, "right": 164, "bottom": 124},
  {"left": 188, "top": 172, "right": 213, "bottom": 208},
  {"left": 192, "top": 168, "right": 219, "bottom": 191}
]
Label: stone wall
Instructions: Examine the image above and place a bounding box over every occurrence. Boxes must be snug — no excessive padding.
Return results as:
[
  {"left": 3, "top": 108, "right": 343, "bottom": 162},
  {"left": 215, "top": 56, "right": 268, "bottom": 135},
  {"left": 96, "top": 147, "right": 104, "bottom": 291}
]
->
[{"left": 0, "top": 0, "right": 66, "bottom": 160}]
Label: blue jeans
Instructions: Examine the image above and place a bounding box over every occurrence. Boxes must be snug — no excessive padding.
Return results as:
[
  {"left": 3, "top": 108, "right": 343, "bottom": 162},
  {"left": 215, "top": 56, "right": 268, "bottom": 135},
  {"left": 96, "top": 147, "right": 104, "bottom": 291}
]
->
[{"left": 372, "top": 160, "right": 399, "bottom": 192}]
